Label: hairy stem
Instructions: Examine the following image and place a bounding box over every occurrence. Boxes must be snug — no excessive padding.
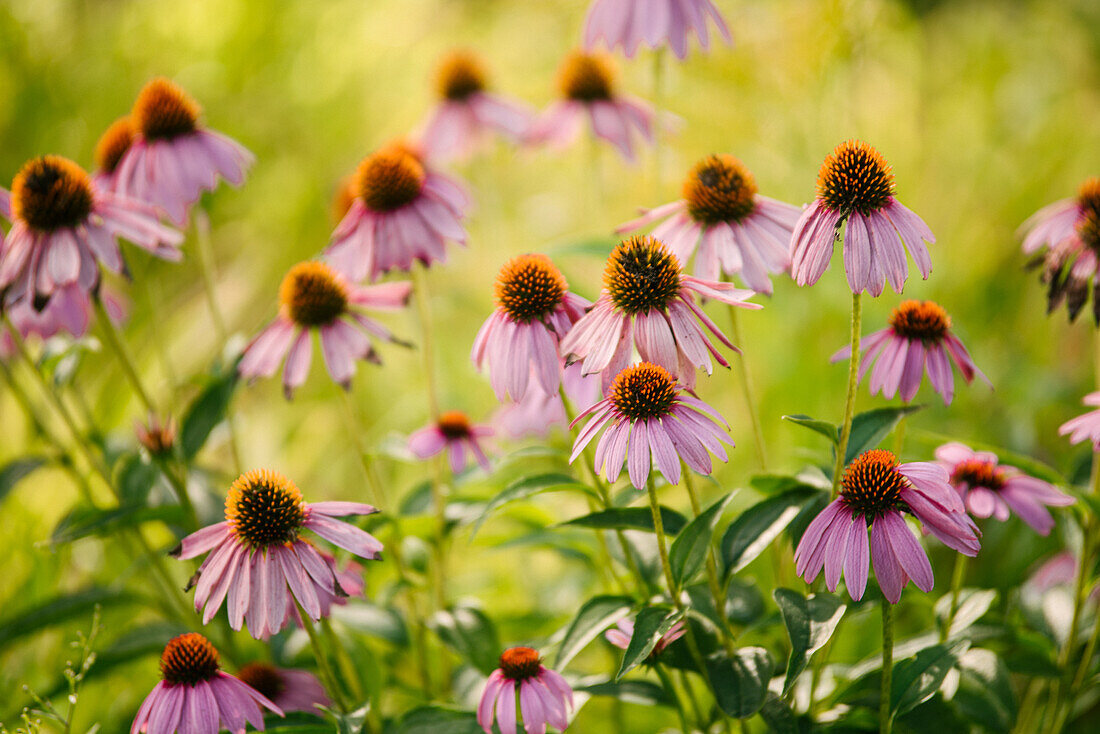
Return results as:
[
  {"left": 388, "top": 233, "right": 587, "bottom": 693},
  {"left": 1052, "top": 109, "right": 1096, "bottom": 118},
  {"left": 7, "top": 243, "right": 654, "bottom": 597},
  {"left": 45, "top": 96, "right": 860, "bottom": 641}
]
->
[
  {"left": 881, "top": 600, "right": 894, "bottom": 734},
  {"left": 832, "top": 292, "right": 863, "bottom": 494},
  {"left": 726, "top": 304, "right": 768, "bottom": 470}
]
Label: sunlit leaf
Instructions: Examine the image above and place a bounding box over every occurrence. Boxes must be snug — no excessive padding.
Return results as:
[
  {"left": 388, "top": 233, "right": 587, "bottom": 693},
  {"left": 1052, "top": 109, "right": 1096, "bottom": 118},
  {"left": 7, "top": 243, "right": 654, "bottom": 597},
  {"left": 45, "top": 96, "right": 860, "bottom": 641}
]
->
[
  {"left": 554, "top": 595, "right": 634, "bottom": 670},
  {"left": 782, "top": 415, "right": 838, "bottom": 444},
  {"left": 773, "top": 588, "right": 846, "bottom": 694},
  {"left": 561, "top": 506, "right": 687, "bottom": 535},
  {"left": 891, "top": 640, "right": 969, "bottom": 717},
  {"left": 471, "top": 472, "right": 592, "bottom": 536},
  {"left": 954, "top": 649, "right": 1017, "bottom": 733},
  {"left": 669, "top": 492, "right": 734, "bottom": 586},
  {"left": 615, "top": 605, "right": 682, "bottom": 680},
  {"left": 706, "top": 647, "right": 773, "bottom": 718},
  {"left": 180, "top": 369, "right": 239, "bottom": 460},
  {"left": 429, "top": 605, "right": 501, "bottom": 675},
  {"left": 721, "top": 488, "right": 821, "bottom": 577}
]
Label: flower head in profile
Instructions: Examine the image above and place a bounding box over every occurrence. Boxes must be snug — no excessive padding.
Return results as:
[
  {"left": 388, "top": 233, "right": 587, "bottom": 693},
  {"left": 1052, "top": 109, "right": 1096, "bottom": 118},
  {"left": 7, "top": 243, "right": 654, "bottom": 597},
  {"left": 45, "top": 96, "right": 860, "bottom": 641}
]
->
[
  {"left": 1021, "top": 178, "right": 1100, "bottom": 323},
  {"left": 531, "top": 51, "right": 657, "bottom": 162},
  {"left": 171, "top": 469, "right": 383, "bottom": 639},
  {"left": 478, "top": 647, "right": 574, "bottom": 734},
  {"left": 494, "top": 364, "right": 600, "bottom": 440},
  {"left": 794, "top": 450, "right": 979, "bottom": 603},
  {"left": 325, "top": 141, "right": 471, "bottom": 282},
  {"left": 618, "top": 155, "right": 801, "bottom": 293},
  {"left": 559, "top": 236, "right": 759, "bottom": 389},
  {"left": 0, "top": 155, "right": 182, "bottom": 307},
  {"left": 418, "top": 49, "right": 535, "bottom": 163},
  {"left": 92, "top": 116, "right": 134, "bottom": 192},
  {"left": 236, "top": 662, "right": 330, "bottom": 715},
  {"left": 569, "top": 362, "right": 733, "bottom": 489},
  {"left": 1060, "top": 391, "right": 1100, "bottom": 450},
  {"left": 238, "top": 261, "right": 411, "bottom": 398},
  {"left": 472, "top": 254, "right": 589, "bottom": 401},
  {"left": 831, "top": 300, "right": 989, "bottom": 404},
  {"left": 130, "top": 633, "right": 282, "bottom": 734},
  {"left": 408, "top": 411, "right": 493, "bottom": 474},
  {"left": 790, "top": 140, "right": 935, "bottom": 296},
  {"left": 583, "top": 0, "right": 732, "bottom": 59},
  {"left": 605, "top": 616, "right": 686, "bottom": 658},
  {"left": 135, "top": 413, "right": 177, "bottom": 457},
  {"left": 935, "top": 442, "right": 1073, "bottom": 535},
  {"left": 115, "top": 77, "right": 254, "bottom": 226}
]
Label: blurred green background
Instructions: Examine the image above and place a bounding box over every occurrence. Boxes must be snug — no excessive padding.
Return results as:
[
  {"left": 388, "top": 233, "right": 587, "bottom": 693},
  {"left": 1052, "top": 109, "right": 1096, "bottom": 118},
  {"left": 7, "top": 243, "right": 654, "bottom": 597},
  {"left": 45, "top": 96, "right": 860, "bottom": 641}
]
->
[{"left": 2, "top": 0, "right": 1100, "bottom": 730}]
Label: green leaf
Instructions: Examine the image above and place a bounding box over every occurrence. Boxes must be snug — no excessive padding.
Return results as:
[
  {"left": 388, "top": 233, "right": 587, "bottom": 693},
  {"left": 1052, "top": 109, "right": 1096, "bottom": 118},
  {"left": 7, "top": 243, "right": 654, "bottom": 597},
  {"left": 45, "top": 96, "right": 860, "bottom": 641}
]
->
[
  {"left": 934, "top": 588, "right": 997, "bottom": 639},
  {"left": 782, "top": 414, "right": 839, "bottom": 444},
  {"left": 555, "top": 595, "right": 634, "bottom": 669},
  {"left": 773, "top": 588, "right": 847, "bottom": 694},
  {"left": 726, "top": 579, "right": 766, "bottom": 626},
  {"left": 954, "top": 649, "right": 1016, "bottom": 733},
  {"left": 669, "top": 492, "right": 735, "bottom": 586},
  {"left": 561, "top": 506, "right": 687, "bottom": 535},
  {"left": 332, "top": 601, "right": 409, "bottom": 646},
  {"left": 706, "top": 647, "right": 773, "bottom": 719},
  {"left": 428, "top": 606, "right": 500, "bottom": 675},
  {"left": 0, "top": 456, "right": 49, "bottom": 503},
  {"left": 471, "top": 472, "right": 591, "bottom": 536},
  {"left": 0, "top": 587, "right": 140, "bottom": 650},
  {"left": 115, "top": 452, "right": 159, "bottom": 505},
  {"left": 51, "top": 504, "right": 187, "bottom": 545},
  {"left": 721, "top": 488, "right": 821, "bottom": 577},
  {"left": 615, "top": 605, "right": 683, "bottom": 679},
  {"left": 891, "top": 640, "right": 969, "bottom": 717},
  {"left": 180, "top": 370, "right": 239, "bottom": 460},
  {"left": 759, "top": 693, "right": 809, "bottom": 734},
  {"left": 392, "top": 706, "right": 483, "bottom": 734},
  {"left": 845, "top": 405, "right": 923, "bottom": 463},
  {"left": 577, "top": 679, "right": 672, "bottom": 706}
]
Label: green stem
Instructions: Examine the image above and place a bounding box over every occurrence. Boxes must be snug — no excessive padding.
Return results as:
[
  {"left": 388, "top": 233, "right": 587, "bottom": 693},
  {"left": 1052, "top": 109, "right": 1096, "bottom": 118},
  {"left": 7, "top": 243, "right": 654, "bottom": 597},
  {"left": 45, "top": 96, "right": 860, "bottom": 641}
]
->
[
  {"left": 296, "top": 604, "right": 350, "bottom": 714},
  {"left": 654, "top": 663, "right": 692, "bottom": 734},
  {"left": 832, "top": 293, "right": 863, "bottom": 495},
  {"left": 682, "top": 467, "right": 734, "bottom": 648},
  {"left": 429, "top": 455, "right": 449, "bottom": 613},
  {"left": 338, "top": 388, "right": 388, "bottom": 507},
  {"left": 881, "top": 600, "right": 894, "bottom": 734},
  {"left": 940, "top": 554, "right": 967, "bottom": 643},
  {"left": 93, "top": 293, "right": 156, "bottom": 414},
  {"left": 726, "top": 305, "right": 768, "bottom": 470},
  {"left": 321, "top": 617, "right": 365, "bottom": 703},
  {"left": 560, "top": 385, "right": 653, "bottom": 599},
  {"left": 412, "top": 265, "right": 440, "bottom": 420},
  {"left": 193, "top": 209, "right": 245, "bottom": 475},
  {"left": 154, "top": 454, "right": 199, "bottom": 530},
  {"left": 677, "top": 669, "right": 705, "bottom": 729}
]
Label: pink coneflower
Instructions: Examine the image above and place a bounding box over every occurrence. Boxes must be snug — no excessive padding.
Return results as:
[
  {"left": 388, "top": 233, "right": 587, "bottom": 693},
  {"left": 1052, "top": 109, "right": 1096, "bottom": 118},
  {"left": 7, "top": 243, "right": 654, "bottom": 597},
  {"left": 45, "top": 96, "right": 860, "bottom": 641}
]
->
[
  {"left": 1021, "top": 178, "right": 1100, "bottom": 322},
  {"left": 830, "top": 300, "right": 989, "bottom": 405},
  {"left": 605, "top": 616, "right": 685, "bottom": 657},
  {"left": 0, "top": 285, "right": 93, "bottom": 356},
  {"left": 790, "top": 140, "right": 935, "bottom": 296},
  {"left": 1025, "top": 552, "right": 1100, "bottom": 604},
  {"left": 130, "top": 633, "right": 282, "bottom": 734},
  {"left": 494, "top": 364, "right": 600, "bottom": 440},
  {"left": 583, "top": 0, "right": 733, "bottom": 59},
  {"left": 135, "top": 413, "right": 177, "bottom": 457},
  {"left": 559, "top": 236, "right": 759, "bottom": 389},
  {"left": 408, "top": 411, "right": 493, "bottom": 474},
  {"left": 934, "top": 442, "right": 1073, "bottom": 535},
  {"left": 794, "top": 450, "right": 980, "bottom": 604},
  {"left": 92, "top": 116, "right": 134, "bottom": 193},
  {"left": 478, "top": 647, "right": 574, "bottom": 734},
  {"left": 472, "top": 254, "right": 589, "bottom": 401},
  {"left": 238, "top": 261, "right": 411, "bottom": 398},
  {"left": 617, "top": 155, "right": 800, "bottom": 294},
  {"left": 0, "top": 156, "right": 182, "bottom": 306},
  {"left": 531, "top": 51, "right": 656, "bottom": 163},
  {"left": 418, "top": 50, "right": 534, "bottom": 163},
  {"left": 115, "top": 77, "right": 254, "bottom": 227},
  {"left": 569, "top": 362, "right": 732, "bottom": 489},
  {"left": 1059, "top": 391, "right": 1100, "bottom": 450},
  {"left": 171, "top": 469, "right": 383, "bottom": 639},
  {"left": 236, "top": 662, "right": 330, "bottom": 715},
  {"left": 325, "top": 141, "right": 471, "bottom": 282}
]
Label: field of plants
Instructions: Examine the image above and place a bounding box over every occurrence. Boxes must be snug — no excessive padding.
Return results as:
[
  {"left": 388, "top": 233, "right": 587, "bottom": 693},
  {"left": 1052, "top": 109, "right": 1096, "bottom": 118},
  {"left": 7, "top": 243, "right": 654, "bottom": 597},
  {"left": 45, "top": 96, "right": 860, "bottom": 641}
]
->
[{"left": 2, "top": 0, "right": 1100, "bottom": 732}]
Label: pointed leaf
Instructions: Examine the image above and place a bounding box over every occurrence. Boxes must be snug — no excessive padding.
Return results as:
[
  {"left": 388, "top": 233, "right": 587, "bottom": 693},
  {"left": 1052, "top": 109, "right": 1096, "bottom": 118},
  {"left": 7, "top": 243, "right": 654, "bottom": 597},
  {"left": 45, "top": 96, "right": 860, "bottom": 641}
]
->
[
  {"left": 615, "top": 605, "right": 683, "bottom": 680},
  {"left": 706, "top": 647, "right": 773, "bottom": 718},
  {"left": 51, "top": 504, "right": 188, "bottom": 545},
  {"left": 180, "top": 370, "right": 239, "bottom": 460},
  {"left": 934, "top": 588, "right": 997, "bottom": 639},
  {"left": 561, "top": 506, "right": 687, "bottom": 535},
  {"left": 721, "top": 488, "right": 821, "bottom": 577},
  {"left": 954, "top": 649, "right": 1017, "bottom": 733},
  {"left": 471, "top": 473, "right": 591, "bottom": 536},
  {"left": 845, "top": 405, "right": 923, "bottom": 463},
  {"left": 774, "top": 588, "right": 847, "bottom": 694},
  {"left": 555, "top": 595, "right": 634, "bottom": 669},
  {"left": 392, "top": 706, "right": 484, "bottom": 734},
  {"left": 759, "top": 693, "right": 810, "bottom": 734},
  {"left": 0, "top": 456, "right": 49, "bottom": 503},
  {"left": 577, "top": 679, "right": 672, "bottom": 706},
  {"left": 428, "top": 606, "right": 500, "bottom": 675},
  {"left": 0, "top": 587, "right": 141, "bottom": 650},
  {"left": 782, "top": 414, "right": 839, "bottom": 444},
  {"left": 891, "top": 640, "right": 969, "bottom": 717},
  {"left": 669, "top": 492, "right": 735, "bottom": 586}
]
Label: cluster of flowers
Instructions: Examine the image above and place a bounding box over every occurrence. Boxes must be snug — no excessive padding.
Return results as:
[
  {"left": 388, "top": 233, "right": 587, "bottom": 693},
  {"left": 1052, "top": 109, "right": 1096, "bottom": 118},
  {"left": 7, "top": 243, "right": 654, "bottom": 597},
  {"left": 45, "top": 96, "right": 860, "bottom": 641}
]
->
[{"left": 2, "top": 1, "right": 1096, "bottom": 733}]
